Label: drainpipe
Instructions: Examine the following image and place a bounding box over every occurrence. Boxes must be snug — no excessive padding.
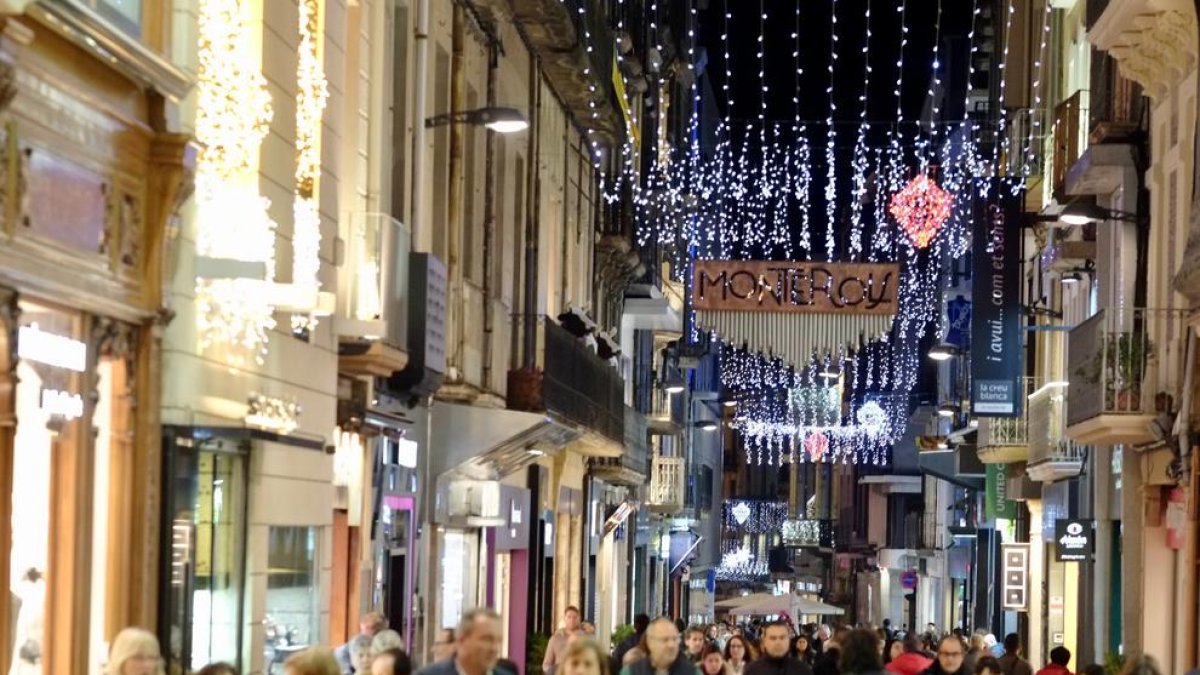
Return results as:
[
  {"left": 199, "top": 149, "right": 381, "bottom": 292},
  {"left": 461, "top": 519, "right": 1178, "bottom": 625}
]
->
[
  {"left": 482, "top": 42, "right": 498, "bottom": 390},
  {"left": 410, "top": 0, "right": 430, "bottom": 252},
  {"left": 448, "top": 4, "right": 466, "bottom": 379},
  {"left": 522, "top": 59, "right": 541, "bottom": 369}
]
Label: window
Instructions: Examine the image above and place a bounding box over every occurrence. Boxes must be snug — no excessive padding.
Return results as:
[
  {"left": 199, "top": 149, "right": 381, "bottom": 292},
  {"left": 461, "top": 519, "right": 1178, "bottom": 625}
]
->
[
  {"left": 83, "top": 0, "right": 144, "bottom": 38},
  {"left": 265, "top": 527, "right": 320, "bottom": 648}
]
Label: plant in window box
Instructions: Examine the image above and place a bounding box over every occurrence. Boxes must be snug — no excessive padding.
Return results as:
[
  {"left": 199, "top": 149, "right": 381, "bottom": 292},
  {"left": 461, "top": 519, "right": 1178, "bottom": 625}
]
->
[{"left": 1084, "top": 333, "right": 1154, "bottom": 412}]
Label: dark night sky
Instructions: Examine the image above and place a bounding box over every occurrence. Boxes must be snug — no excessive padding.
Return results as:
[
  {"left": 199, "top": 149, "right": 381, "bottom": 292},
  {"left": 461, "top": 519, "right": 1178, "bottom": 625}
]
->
[{"left": 698, "top": 0, "right": 976, "bottom": 135}]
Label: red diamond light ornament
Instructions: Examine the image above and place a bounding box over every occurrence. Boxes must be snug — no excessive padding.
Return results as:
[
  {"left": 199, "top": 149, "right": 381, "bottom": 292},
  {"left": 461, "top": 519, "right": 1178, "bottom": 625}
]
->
[{"left": 889, "top": 174, "right": 954, "bottom": 249}]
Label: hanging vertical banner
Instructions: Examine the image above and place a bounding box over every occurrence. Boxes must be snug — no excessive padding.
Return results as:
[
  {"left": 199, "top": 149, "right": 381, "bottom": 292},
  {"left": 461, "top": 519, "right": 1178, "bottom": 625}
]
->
[
  {"left": 986, "top": 464, "right": 1017, "bottom": 520},
  {"left": 972, "top": 184, "right": 1024, "bottom": 416}
]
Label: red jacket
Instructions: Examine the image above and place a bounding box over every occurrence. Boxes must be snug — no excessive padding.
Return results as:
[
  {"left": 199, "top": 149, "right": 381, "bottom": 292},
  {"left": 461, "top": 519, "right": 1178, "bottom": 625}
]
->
[
  {"left": 886, "top": 652, "right": 934, "bottom": 675},
  {"left": 1035, "top": 665, "right": 1071, "bottom": 675}
]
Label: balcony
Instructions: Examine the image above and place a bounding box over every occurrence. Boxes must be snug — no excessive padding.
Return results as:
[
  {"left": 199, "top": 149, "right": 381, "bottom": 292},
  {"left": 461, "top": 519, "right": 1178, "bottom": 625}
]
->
[
  {"left": 782, "top": 518, "right": 835, "bottom": 549},
  {"left": 1066, "top": 308, "right": 1187, "bottom": 445},
  {"left": 1051, "top": 90, "right": 1088, "bottom": 198},
  {"left": 590, "top": 407, "right": 649, "bottom": 486},
  {"left": 1089, "top": 59, "right": 1141, "bottom": 144},
  {"left": 1028, "top": 439, "right": 1087, "bottom": 482},
  {"left": 507, "top": 317, "right": 624, "bottom": 452},
  {"left": 503, "top": 0, "right": 622, "bottom": 143},
  {"left": 648, "top": 388, "right": 685, "bottom": 435},
  {"left": 337, "top": 213, "right": 410, "bottom": 377},
  {"left": 648, "top": 455, "right": 686, "bottom": 513},
  {"left": 977, "top": 378, "right": 1035, "bottom": 464}
]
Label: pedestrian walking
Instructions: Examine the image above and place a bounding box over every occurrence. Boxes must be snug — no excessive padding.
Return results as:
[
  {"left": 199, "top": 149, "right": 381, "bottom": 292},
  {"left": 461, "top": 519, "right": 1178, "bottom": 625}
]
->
[
  {"left": 196, "top": 664, "right": 239, "bottom": 675},
  {"left": 372, "top": 648, "right": 413, "bottom": 675},
  {"left": 884, "top": 636, "right": 932, "bottom": 675},
  {"left": 974, "top": 657, "right": 1002, "bottom": 675},
  {"left": 1118, "top": 655, "right": 1162, "bottom": 675},
  {"left": 686, "top": 626, "right": 709, "bottom": 664},
  {"left": 919, "top": 635, "right": 969, "bottom": 675},
  {"left": 700, "top": 644, "right": 732, "bottom": 675},
  {"left": 285, "top": 648, "right": 343, "bottom": 675},
  {"left": 744, "top": 620, "right": 815, "bottom": 675},
  {"left": 335, "top": 612, "right": 388, "bottom": 675},
  {"left": 561, "top": 639, "right": 610, "bottom": 675},
  {"left": 614, "top": 614, "right": 652, "bottom": 673},
  {"left": 837, "top": 629, "right": 887, "bottom": 675},
  {"left": 104, "top": 627, "right": 166, "bottom": 675},
  {"left": 619, "top": 617, "right": 699, "bottom": 675},
  {"left": 432, "top": 629, "right": 457, "bottom": 663},
  {"left": 996, "top": 635, "right": 1032, "bottom": 675},
  {"left": 545, "top": 606, "right": 586, "bottom": 675},
  {"left": 1034, "top": 647, "right": 1071, "bottom": 675},
  {"left": 415, "top": 609, "right": 504, "bottom": 675},
  {"left": 725, "top": 634, "right": 756, "bottom": 675}
]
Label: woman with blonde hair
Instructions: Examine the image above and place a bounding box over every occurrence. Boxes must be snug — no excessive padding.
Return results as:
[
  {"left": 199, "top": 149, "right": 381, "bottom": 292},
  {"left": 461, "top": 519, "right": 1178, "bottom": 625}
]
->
[
  {"left": 105, "top": 627, "right": 165, "bottom": 675},
  {"left": 285, "top": 647, "right": 342, "bottom": 675}
]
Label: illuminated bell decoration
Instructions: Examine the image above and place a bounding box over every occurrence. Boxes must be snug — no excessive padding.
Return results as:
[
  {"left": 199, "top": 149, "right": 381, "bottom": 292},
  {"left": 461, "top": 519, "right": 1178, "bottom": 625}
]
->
[
  {"left": 804, "top": 431, "right": 829, "bottom": 462},
  {"left": 889, "top": 174, "right": 954, "bottom": 249}
]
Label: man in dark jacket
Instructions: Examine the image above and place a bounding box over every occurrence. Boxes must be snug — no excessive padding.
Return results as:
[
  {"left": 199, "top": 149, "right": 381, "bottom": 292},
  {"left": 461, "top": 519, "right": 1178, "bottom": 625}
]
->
[
  {"left": 619, "top": 618, "right": 700, "bottom": 675},
  {"left": 745, "top": 621, "right": 815, "bottom": 675},
  {"left": 997, "top": 634, "right": 1034, "bottom": 675},
  {"left": 613, "top": 614, "right": 652, "bottom": 673}
]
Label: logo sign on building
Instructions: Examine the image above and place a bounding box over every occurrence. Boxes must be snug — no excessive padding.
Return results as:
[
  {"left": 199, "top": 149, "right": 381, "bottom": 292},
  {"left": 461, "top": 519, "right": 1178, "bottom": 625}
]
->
[
  {"left": 1055, "top": 519, "right": 1093, "bottom": 562},
  {"left": 986, "top": 464, "right": 1017, "bottom": 520},
  {"left": 900, "top": 569, "right": 918, "bottom": 590},
  {"left": 1001, "top": 543, "right": 1030, "bottom": 610},
  {"left": 971, "top": 185, "right": 1023, "bottom": 416},
  {"left": 692, "top": 261, "right": 899, "bottom": 315}
]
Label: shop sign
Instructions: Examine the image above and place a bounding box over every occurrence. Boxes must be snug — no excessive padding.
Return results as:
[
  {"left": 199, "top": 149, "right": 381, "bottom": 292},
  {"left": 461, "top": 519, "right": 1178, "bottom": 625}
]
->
[
  {"left": 986, "top": 464, "right": 1017, "bottom": 520},
  {"left": 40, "top": 388, "right": 83, "bottom": 420},
  {"left": 900, "top": 569, "right": 918, "bottom": 590},
  {"left": 1054, "top": 519, "right": 1093, "bottom": 562},
  {"left": 1001, "top": 543, "right": 1029, "bottom": 610},
  {"left": 692, "top": 261, "right": 899, "bottom": 315},
  {"left": 971, "top": 185, "right": 1023, "bottom": 416},
  {"left": 1167, "top": 487, "right": 1187, "bottom": 550},
  {"left": 689, "top": 577, "right": 707, "bottom": 591},
  {"left": 18, "top": 323, "right": 86, "bottom": 372}
]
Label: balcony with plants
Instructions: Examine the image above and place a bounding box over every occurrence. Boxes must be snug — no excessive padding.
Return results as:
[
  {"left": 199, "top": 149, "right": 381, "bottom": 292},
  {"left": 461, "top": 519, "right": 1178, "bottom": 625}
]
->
[{"left": 1066, "top": 308, "right": 1187, "bottom": 445}]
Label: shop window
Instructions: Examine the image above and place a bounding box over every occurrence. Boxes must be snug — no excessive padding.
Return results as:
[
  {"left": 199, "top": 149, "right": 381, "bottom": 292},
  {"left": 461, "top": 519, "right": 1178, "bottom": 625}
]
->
[
  {"left": 9, "top": 300, "right": 84, "bottom": 675},
  {"left": 82, "top": 0, "right": 143, "bottom": 38},
  {"left": 265, "top": 527, "right": 319, "bottom": 649},
  {"left": 160, "top": 438, "right": 248, "bottom": 674}
]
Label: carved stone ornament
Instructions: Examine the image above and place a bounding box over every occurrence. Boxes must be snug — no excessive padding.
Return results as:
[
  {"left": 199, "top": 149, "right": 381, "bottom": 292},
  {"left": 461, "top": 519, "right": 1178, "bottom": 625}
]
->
[
  {"left": 1173, "top": 196, "right": 1200, "bottom": 304},
  {"left": 89, "top": 315, "right": 138, "bottom": 383}
]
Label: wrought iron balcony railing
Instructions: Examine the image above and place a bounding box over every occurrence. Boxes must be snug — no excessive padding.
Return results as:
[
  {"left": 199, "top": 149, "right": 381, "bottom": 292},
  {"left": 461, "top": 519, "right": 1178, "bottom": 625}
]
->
[
  {"left": 977, "top": 377, "right": 1035, "bottom": 463},
  {"left": 649, "top": 455, "right": 686, "bottom": 512},
  {"left": 1066, "top": 308, "right": 1187, "bottom": 433}
]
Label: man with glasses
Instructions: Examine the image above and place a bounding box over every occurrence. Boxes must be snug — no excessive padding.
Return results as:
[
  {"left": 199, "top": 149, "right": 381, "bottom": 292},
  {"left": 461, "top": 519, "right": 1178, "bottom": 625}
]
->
[
  {"left": 620, "top": 617, "right": 701, "bottom": 675},
  {"left": 925, "top": 635, "right": 970, "bottom": 675}
]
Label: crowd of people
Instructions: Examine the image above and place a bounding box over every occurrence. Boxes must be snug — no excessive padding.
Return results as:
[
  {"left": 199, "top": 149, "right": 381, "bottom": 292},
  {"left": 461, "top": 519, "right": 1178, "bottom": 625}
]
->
[{"left": 95, "top": 609, "right": 1175, "bottom": 675}]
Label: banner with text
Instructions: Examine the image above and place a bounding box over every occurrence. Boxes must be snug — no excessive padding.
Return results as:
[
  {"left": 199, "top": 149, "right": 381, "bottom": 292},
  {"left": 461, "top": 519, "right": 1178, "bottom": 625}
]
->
[
  {"left": 971, "top": 185, "right": 1023, "bottom": 416},
  {"left": 693, "top": 261, "right": 900, "bottom": 315}
]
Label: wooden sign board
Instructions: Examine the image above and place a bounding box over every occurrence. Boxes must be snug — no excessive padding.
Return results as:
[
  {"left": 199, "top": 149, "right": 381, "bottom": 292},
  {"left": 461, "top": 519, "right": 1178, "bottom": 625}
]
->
[{"left": 693, "top": 261, "right": 900, "bottom": 315}]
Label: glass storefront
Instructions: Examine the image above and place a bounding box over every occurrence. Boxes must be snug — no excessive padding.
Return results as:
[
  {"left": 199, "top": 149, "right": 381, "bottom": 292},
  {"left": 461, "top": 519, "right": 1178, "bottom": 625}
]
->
[
  {"left": 160, "top": 436, "right": 248, "bottom": 674},
  {"left": 265, "top": 527, "right": 319, "bottom": 649}
]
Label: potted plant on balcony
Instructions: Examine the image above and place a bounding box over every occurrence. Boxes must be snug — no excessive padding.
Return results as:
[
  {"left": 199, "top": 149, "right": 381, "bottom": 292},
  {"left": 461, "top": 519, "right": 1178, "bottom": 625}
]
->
[{"left": 1102, "top": 333, "right": 1154, "bottom": 412}]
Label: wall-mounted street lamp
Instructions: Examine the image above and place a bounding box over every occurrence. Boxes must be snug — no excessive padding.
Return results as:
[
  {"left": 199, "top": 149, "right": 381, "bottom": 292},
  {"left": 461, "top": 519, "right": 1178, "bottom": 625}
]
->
[
  {"left": 936, "top": 403, "right": 959, "bottom": 418},
  {"left": 928, "top": 342, "right": 960, "bottom": 361},
  {"left": 695, "top": 420, "right": 721, "bottom": 431},
  {"left": 1058, "top": 200, "right": 1138, "bottom": 226},
  {"left": 425, "top": 106, "right": 529, "bottom": 133}
]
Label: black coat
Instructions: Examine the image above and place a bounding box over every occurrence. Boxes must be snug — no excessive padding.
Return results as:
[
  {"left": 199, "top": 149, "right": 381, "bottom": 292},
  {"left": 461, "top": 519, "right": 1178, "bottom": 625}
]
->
[{"left": 746, "top": 656, "right": 816, "bottom": 675}]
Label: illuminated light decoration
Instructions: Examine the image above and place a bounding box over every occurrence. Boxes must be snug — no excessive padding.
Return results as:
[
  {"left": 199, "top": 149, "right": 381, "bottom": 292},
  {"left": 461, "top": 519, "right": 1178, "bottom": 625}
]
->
[
  {"left": 1025, "top": 0, "right": 1052, "bottom": 176},
  {"left": 889, "top": 174, "right": 953, "bottom": 249},
  {"left": 291, "top": 0, "right": 329, "bottom": 332},
  {"left": 194, "top": 0, "right": 277, "bottom": 367},
  {"left": 824, "top": 0, "right": 840, "bottom": 259},
  {"left": 994, "top": 0, "right": 1015, "bottom": 172},
  {"left": 804, "top": 431, "right": 829, "bottom": 462},
  {"left": 922, "top": 0, "right": 944, "bottom": 169},
  {"left": 848, "top": 0, "right": 872, "bottom": 259},
  {"left": 245, "top": 392, "right": 301, "bottom": 434},
  {"left": 856, "top": 400, "right": 888, "bottom": 432},
  {"left": 731, "top": 501, "right": 751, "bottom": 525}
]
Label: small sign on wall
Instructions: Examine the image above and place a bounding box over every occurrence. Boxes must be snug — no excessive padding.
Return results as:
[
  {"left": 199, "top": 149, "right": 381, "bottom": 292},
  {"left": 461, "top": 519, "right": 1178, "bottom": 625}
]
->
[{"left": 1001, "top": 543, "right": 1029, "bottom": 610}]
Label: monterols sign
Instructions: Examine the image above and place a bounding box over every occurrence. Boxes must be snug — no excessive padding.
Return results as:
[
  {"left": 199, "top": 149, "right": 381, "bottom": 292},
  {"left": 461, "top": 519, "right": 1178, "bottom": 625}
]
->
[
  {"left": 692, "top": 261, "right": 899, "bottom": 315},
  {"left": 971, "top": 185, "right": 1024, "bottom": 416},
  {"left": 1055, "top": 519, "right": 1093, "bottom": 562}
]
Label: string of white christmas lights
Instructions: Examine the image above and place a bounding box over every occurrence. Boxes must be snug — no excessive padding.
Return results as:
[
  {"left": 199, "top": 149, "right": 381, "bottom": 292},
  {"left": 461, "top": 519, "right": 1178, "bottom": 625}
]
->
[
  {"left": 824, "top": 0, "right": 840, "bottom": 260},
  {"left": 1025, "top": 0, "right": 1052, "bottom": 176}
]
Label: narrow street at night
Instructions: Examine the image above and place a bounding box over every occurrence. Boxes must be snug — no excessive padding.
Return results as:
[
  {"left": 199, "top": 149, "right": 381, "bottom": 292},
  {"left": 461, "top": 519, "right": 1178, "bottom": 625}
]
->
[{"left": 0, "top": 0, "right": 1198, "bottom": 674}]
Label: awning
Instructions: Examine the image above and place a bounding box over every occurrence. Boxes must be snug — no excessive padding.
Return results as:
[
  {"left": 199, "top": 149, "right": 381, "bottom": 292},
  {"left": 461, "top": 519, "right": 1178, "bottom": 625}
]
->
[
  {"left": 696, "top": 311, "right": 893, "bottom": 366},
  {"left": 429, "top": 401, "right": 578, "bottom": 481},
  {"left": 725, "top": 593, "right": 845, "bottom": 616},
  {"left": 858, "top": 474, "right": 922, "bottom": 494}
]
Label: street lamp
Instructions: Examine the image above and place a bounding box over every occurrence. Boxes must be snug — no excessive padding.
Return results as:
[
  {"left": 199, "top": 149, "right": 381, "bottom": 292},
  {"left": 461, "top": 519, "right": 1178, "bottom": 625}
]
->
[
  {"left": 696, "top": 420, "right": 720, "bottom": 431},
  {"left": 1058, "top": 200, "right": 1138, "bottom": 226},
  {"left": 663, "top": 370, "right": 686, "bottom": 393},
  {"left": 937, "top": 403, "right": 959, "bottom": 418},
  {"left": 928, "top": 342, "right": 960, "bottom": 361},
  {"left": 425, "top": 107, "right": 529, "bottom": 133}
]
